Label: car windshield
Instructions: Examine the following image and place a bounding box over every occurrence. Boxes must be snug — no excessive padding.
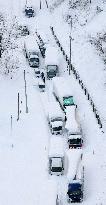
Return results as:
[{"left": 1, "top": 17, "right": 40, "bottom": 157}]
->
[
  {"left": 47, "top": 65, "right": 57, "bottom": 71},
  {"left": 53, "top": 126, "right": 62, "bottom": 131},
  {"left": 63, "top": 96, "right": 74, "bottom": 106},
  {"left": 51, "top": 167, "right": 62, "bottom": 172},
  {"left": 30, "top": 58, "right": 39, "bottom": 62},
  {"left": 69, "top": 138, "right": 81, "bottom": 145},
  {"left": 51, "top": 117, "right": 62, "bottom": 122},
  {"left": 39, "top": 84, "right": 45, "bottom": 88}
]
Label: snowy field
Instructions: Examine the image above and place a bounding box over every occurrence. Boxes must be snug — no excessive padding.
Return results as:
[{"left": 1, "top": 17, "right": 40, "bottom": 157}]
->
[{"left": 0, "top": 0, "right": 106, "bottom": 205}]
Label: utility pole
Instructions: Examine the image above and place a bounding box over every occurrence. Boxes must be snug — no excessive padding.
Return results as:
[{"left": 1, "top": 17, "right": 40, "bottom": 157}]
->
[
  {"left": 40, "top": 0, "right": 41, "bottom": 9},
  {"left": 10, "top": 115, "right": 13, "bottom": 136},
  {"left": 17, "top": 92, "right": 20, "bottom": 121},
  {"left": 24, "top": 70, "right": 28, "bottom": 113},
  {"left": 69, "top": 17, "right": 72, "bottom": 75}
]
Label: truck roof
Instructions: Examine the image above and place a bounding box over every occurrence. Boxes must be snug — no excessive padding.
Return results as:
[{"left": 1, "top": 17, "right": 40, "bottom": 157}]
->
[
  {"left": 52, "top": 77, "right": 73, "bottom": 97},
  {"left": 45, "top": 46, "right": 60, "bottom": 65},
  {"left": 65, "top": 106, "right": 81, "bottom": 134},
  {"left": 48, "top": 102, "right": 65, "bottom": 119},
  {"left": 68, "top": 134, "right": 82, "bottom": 139},
  {"left": 49, "top": 136, "right": 64, "bottom": 157},
  {"left": 65, "top": 149, "right": 82, "bottom": 180},
  {"left": 24, "top": 35, "right": 39, "bottom": 52}
]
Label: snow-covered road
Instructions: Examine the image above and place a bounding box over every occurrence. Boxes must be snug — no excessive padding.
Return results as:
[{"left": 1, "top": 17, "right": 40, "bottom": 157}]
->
[{"left": 0, "top": 0, "right": 106, "bottom": 204}]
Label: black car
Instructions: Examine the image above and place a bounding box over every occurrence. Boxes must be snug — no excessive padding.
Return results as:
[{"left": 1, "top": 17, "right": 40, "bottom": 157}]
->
[{"left": 25, "top": 6, "right": 34, "bottom": 17}]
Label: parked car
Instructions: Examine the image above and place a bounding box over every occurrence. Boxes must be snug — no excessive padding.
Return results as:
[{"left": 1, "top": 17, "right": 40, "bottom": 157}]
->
[
  {"left": 25, "top": 5, "right": 34, "bottom": 17},
  {"left": 18, "top": 25, "right": 29, "bottom": 36}
]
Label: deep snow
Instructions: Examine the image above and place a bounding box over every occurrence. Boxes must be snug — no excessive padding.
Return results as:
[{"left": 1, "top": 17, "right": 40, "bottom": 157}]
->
[{"left": 0, "top": 0, "right": 106, "bottom": 205}]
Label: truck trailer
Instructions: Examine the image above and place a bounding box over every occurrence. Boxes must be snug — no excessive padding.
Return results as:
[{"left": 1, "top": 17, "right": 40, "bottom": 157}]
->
[
  {"left": 47, "top": 101, "right": 65, "bottom": 135},
  {"left": 44, "top": 46, "right": 60, "bottom": 79},
  {"left": 24, "top": 36, "right": 40, "bottom": 69},
  {"left": 65, "top": 149, "right": 84, "bottom": 203},
  {"left": 48, "top": 137, "right": 64, "bottom": 176},
  {"left": 52, "top": 77, "right": 75, "bottom": 110},
  {"left": 65, "top": 106, "right": 83, "bottom": 148}
]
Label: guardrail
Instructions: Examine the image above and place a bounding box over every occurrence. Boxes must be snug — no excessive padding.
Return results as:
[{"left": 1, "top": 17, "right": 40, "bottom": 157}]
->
[
  {"left": 50, "top": 26, "right": 104, "bottom": 132},
  {"left": 35, "top": 31, "right": 45, "bottom": 58}
]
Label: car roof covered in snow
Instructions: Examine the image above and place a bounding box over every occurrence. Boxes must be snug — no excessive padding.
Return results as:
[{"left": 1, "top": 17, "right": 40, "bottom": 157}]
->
[
  {"left": 65, "top": 106, "right": 81, "bottom": 134},
  {"left": 49, "top": 136, "right": 64, "bottom": 157},
  {"left": 52, "top": 77, "right": 73, "bottom": 97},
  {"left": 65, "top": 149, "right": 82, "bottom": 180},
  {"left": 45, "top": 46, "right": 60, "bottom": 65},
  {"left": 48, "top": 101, "right": 65, "bottom": 119}
]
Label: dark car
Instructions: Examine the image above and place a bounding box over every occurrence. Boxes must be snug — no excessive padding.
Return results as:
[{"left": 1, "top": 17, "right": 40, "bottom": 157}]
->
[{"left": 25, "top": 6, "right": 34, "bottom": 17}]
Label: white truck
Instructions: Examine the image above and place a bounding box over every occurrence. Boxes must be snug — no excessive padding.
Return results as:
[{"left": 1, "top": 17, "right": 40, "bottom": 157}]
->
[
  {"left": 44, "top": 46, "right": 60, "bottom": 79},
  {"left": 24, "top": 36, "right": 40, "bottom": 76},
  {"left": 47, "top": 102, "right": 65, "bottom": 135},
  {"left": 52, "top": 77, "right": 75, "bottom": 110},
  {"left": 65, "top": 106, "right": 83, "bottom": 148},
  {"left": 65, "top": 149, "right": 84, "bottom": 203},
  {"left": 48, "top": 137, "right": 64, "bottom": 176}
]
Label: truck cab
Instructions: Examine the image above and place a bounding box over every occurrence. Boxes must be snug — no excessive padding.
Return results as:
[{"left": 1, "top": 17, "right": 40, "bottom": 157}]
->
[
  {"left": 66, "top": 149, "right": 84, "bottom": 203},
  {"left": 50, "top": 117, "right": 64, "bottom": 135},
  {"left": 52, "top": 77, "right": 75, "bottom": 110},
  {"left": 68, "top": 134, "right": 83, "bottom": 148},
  {"left": 67, "top": 181, "right": 83, "bottom": 203},
  {"left": 63, "top": 96, "right": 74, "bottom": 107}
]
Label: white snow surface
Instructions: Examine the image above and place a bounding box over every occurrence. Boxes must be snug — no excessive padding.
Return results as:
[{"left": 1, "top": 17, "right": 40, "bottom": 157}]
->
[
  {"left": 49, "top": 136, "right": 64, "bottom": 157},
  {"left": 0, "top": 0, "right": 106, "bottom": 204}
]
